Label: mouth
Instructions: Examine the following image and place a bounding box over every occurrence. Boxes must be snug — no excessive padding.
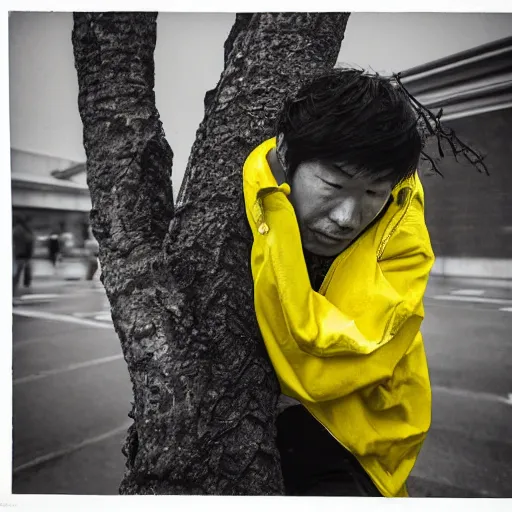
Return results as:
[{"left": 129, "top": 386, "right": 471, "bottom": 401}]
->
[{"left": 310, "top": 229, "right": 349, "bottom": 244}]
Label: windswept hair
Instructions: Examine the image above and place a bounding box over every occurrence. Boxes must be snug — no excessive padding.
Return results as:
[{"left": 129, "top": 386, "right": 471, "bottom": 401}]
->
[{"left": 276, "top": 68, "right": 487, "bottom": 185}]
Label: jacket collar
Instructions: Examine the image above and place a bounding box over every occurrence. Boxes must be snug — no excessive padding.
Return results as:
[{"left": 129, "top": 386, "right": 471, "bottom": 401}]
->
[{"left": 243, "top": 137, "right": 419, "bottom": 253}]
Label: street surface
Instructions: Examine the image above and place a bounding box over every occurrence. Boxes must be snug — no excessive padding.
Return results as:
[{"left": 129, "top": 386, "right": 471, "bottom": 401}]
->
[{"left": 11, "top": 272, "right": 512, "bottom": 497}]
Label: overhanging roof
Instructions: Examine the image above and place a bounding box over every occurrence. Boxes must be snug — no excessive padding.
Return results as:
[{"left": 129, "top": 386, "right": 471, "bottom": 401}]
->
[
  {"left": 400, "top": 36, "right": 512, "bottom": 121},
  {"left": 12, "top": 172, "right": 89, "bottom": 194},
  {"left": 51, "top": 163, "right": 86, "bottom": 180}
]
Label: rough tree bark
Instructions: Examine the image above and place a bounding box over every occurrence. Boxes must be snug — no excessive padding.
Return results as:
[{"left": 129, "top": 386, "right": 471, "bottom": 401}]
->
[{"left": 72, "top": 12, "right": 349, "bottom": 495}]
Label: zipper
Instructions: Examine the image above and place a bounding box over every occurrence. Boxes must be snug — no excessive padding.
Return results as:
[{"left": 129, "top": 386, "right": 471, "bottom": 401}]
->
[{"left": 377, "top": 183, "right": 414, "bottom": 260}]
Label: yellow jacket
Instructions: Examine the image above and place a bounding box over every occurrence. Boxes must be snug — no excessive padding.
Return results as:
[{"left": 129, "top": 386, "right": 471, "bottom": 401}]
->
[{"left": 243, "top": 138, "right": 435, "bottom": 497}]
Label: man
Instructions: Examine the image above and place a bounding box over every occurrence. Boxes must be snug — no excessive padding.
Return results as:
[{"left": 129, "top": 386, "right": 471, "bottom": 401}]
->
[
  {"left": 48, "top": 228, "right": 62, "bottom": 269},
  {"left": 12, "top": 216, "right": 35, "bottom": 292},
  {"left": 243, "top": 68, "right": 437, "bottom": 497}
]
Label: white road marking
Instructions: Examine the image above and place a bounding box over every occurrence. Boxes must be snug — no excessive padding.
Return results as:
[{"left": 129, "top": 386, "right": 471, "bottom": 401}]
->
[
  {"left": 13, "top": 354, "right": 124, "bottom": 385},
  {"left": 450, "top": 289, "right": 485, "bottom": 296},
  {"left": 13, "top": 308, "right": 114, "bottom": 329},
  {"left": 73, "top": 311, "right": 108, "bottom": 318},
  {"left": 499, "top": 307, "right": 512, "bottom": 312},
  {"left": 432, "top": 385, "right": 512, "bottom": 407},
  {"left": 432, "top": 295, "right": 512, "bottom": 305},
  {"left": 18, "top": 293, "right": 61, "bottom": 300},
  {"left": 73, "top": 311, "right": 112, "bottom": 322},
  {"left": 12, "top": 420, "right": 132, "bottom": 475},
  {"left": 25, "top": 280, "right": 75, "bottom": 289},
  {"left": 12, "top": 294, "right": 77, "bottom": 306},
  {"left": 15, "top": 292, "right": 95, "bottom": 302},
  {"left": 94, "top": 313, "right": 112, "bottom": 322}
]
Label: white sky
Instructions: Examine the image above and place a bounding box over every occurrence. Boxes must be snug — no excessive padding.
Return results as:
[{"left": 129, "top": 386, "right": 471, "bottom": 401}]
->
[{"left": 8, "top": 11, "right": 512, "bottom": 194}]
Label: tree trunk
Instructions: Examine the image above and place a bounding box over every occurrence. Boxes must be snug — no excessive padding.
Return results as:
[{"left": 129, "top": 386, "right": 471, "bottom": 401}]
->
[{"left": 72, "top": 11, "right": 349, "bottom": 495}]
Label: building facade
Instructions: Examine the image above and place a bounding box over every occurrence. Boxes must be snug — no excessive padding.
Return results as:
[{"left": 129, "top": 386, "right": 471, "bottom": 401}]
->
[
  {"left": 11, "top": 148, "right": 90, "bottom": 257},
  {"left": 401, "top": 36, "right": 512, "bottom": 280}
]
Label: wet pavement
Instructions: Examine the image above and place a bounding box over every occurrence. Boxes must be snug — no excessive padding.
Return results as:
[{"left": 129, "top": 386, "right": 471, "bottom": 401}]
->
[{"left": 11, "top": 275, "right": 512, "bottom": 496}]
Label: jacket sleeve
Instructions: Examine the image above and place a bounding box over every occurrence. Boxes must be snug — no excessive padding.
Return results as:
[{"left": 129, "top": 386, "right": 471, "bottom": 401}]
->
[{"left": 252, "top": 188, "right": 434, "bottom": 403}]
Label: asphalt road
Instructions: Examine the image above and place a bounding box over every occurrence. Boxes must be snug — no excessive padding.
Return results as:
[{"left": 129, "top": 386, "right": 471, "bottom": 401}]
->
[{"left": 11, "top": 275, "right": 512, "bottom": 497}]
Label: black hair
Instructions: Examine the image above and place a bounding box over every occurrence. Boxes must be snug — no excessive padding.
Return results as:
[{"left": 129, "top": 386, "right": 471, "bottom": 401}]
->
[{"left": 276, "top": 68, "right": 487, "bottom": 185}]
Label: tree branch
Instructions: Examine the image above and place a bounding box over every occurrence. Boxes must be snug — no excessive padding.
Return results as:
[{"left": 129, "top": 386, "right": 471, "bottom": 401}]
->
[
  {"left": 203, "top": 13, "right": 255, "bottom": 114},
  {"left": 72, "top": 12, "right": 174, "bottom": 280}
]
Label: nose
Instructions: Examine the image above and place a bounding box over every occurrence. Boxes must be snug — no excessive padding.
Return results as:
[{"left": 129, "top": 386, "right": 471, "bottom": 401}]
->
[{"left": 329, "top": 197, "right": 362, "bottom": 233}]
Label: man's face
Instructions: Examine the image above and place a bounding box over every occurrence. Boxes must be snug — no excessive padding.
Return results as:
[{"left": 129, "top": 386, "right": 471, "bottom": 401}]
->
[{"left": 288, "top": 160, "right": 393, "bottom": 257}]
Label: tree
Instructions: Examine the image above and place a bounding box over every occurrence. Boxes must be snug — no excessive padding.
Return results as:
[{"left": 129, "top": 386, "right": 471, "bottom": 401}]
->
[{"left": 72, "top": 12, "right": 349, "bottom": 495}]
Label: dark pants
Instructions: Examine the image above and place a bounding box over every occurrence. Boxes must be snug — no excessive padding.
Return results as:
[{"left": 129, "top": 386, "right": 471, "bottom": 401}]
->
[
  {"left": 13, "top": 257, "right": 32, "bottom": 290},
  {"left": 49, "top": 251, "right": 60, "bottom": 267},
  {"left": 276, "top": 405, "right": 382, "bottom": 496}
]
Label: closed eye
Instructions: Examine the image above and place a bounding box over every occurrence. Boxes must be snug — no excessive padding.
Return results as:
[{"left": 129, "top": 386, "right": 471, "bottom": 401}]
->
[{"left": 321, "top": 179, "right": 343, "bottom": 190}]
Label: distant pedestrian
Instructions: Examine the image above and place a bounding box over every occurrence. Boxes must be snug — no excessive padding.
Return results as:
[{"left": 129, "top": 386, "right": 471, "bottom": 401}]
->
[
  {"left": 12, "top": 216, "right": 35, "bottom": 291},
  {"left": 84, "top": 225, "right": 99, "bottom": 281},
  {"left": 47, "top": 228, "right": 62, "bottom": 268}
]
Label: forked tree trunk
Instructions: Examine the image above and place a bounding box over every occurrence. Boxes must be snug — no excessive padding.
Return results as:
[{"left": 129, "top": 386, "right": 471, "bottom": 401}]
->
[{"left": 72, "top": 11, "right": 349, "bottom": 495}]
